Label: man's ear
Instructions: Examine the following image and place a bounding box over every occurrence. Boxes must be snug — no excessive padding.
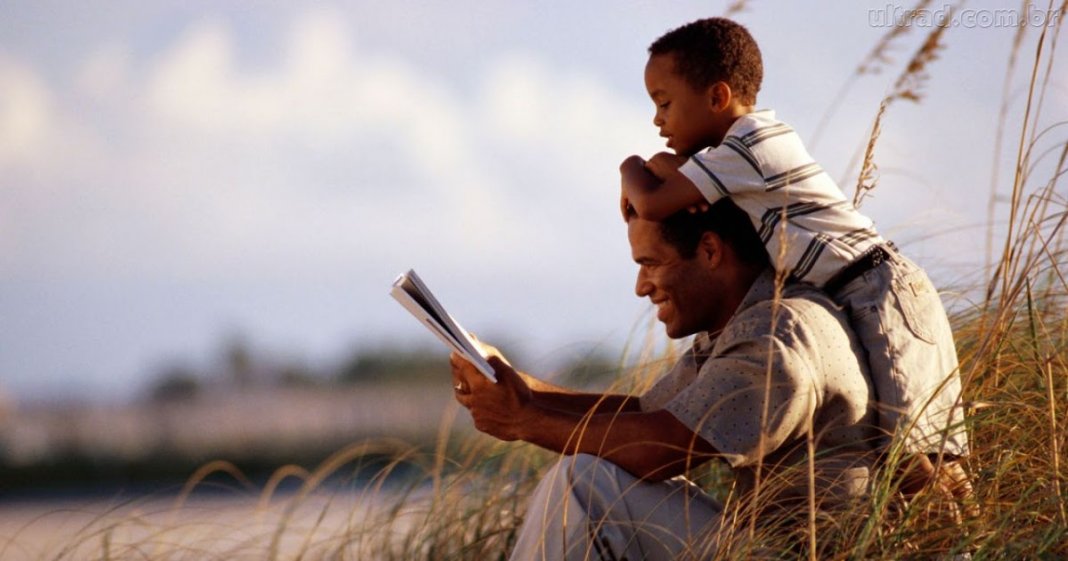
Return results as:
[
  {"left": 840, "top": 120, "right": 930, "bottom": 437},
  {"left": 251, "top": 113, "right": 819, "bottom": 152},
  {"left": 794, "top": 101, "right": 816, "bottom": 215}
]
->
[
  {"left": 706, "top": 82, "right": 732, "bottom": 112},
  {"left": 697, "top": 231, "right": 724, "bottom": 269}
]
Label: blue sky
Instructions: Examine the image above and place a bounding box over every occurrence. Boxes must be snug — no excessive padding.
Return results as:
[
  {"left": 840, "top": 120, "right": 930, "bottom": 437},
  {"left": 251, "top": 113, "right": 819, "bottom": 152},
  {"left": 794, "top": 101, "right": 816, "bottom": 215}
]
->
[{"left": 1, "top": 1, "right": 1064, "bottom": 402}]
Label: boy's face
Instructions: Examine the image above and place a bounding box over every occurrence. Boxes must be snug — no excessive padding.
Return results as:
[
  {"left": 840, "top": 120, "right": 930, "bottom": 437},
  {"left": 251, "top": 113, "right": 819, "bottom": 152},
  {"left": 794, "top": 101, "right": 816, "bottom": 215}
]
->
[{"left": 644, "top": 53, "right": 728, "bottom": 157}]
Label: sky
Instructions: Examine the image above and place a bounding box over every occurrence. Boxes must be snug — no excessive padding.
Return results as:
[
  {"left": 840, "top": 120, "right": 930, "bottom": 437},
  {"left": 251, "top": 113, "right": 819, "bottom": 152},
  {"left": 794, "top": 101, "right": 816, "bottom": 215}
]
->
[{"left": 1, "top": 1, "right": 1065, "bottom": 402}]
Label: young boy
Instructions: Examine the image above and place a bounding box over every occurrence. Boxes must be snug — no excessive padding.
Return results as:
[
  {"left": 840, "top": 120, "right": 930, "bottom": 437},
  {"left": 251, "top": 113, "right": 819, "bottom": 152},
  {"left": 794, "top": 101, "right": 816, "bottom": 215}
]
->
[{"left": 620, "top": 18, "right": 968, "bottom": 461}]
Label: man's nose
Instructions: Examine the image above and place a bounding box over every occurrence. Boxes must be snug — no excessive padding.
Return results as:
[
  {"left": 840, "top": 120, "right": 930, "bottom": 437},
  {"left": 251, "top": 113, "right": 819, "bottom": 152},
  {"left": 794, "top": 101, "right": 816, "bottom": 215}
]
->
[{"left": 635, "top": 270, "right": 653, "bottom": 297}]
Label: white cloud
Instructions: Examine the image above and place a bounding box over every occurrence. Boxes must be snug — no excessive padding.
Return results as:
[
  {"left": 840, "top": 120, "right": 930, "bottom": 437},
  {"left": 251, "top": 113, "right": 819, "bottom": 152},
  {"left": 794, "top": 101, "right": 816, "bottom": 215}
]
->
[
  {"left": 1, "top": 9, "right": 662, "bottom": 288},
  {"left": 0, "top": 53, "right": 54, "bottom": 167},
  {"left": 140, "top": 10, "right": 484, "bottom": 193},
  {"left": 125, "top": 11, "right": 652, "bottom": 273},
  {"left": 482, "top": 54, "right": 554, "bottom": 142},
  {"left": 143, "top": 10, "right": 462, "bottom": 150},
  {"left": 76, "top": 43, "right": 132, "bottom": 100},
  {"left": 286, "top": 9, "right": 353, "bottom": 88},
  {"left": 479, "top": 53, "right": 661, "bottom": 195},
  {"left": 146, "top": 19, "right": 237, "bottom": 131}
]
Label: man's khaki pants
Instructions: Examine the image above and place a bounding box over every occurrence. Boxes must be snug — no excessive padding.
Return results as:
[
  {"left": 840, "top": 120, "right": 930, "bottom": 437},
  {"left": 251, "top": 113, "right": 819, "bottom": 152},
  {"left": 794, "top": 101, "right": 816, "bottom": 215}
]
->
[{"left": 510, "top": 454, "right": 723, "bottom": 561}]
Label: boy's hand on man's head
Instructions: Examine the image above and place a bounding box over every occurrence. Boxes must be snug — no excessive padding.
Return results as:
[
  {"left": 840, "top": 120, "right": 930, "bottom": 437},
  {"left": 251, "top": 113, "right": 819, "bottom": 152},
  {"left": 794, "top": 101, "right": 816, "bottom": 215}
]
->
[
  {"left": 644, "top": 152, "right": 687, "bottom": 179},
  {"left": 644, "top": 152, "right": 707, "bottom": 214},
  {"left": 686, "top": 203, "right": 711, "bottom": 214},
  {"left": 619, "top": 155, "right": 647, "bottom": 220}
]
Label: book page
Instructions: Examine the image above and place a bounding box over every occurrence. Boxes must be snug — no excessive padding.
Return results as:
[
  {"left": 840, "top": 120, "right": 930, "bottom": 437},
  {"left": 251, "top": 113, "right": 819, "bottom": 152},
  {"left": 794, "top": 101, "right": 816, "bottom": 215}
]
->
[{"left": 390, "top": 270, "right": 497, "bottom": 382}]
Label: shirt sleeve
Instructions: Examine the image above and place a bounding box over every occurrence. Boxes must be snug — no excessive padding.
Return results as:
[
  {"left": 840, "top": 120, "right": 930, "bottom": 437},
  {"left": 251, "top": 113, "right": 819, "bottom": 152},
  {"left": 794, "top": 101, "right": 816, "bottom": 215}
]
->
[
  {"left": 678, "top": 139, "right": 765, "bottom": 205},
  {"left": 639, "top": 351, "right": 699, "bottom": 413},
  {"left": 660, "top": 312, "right": 819, "bottom": 468}
]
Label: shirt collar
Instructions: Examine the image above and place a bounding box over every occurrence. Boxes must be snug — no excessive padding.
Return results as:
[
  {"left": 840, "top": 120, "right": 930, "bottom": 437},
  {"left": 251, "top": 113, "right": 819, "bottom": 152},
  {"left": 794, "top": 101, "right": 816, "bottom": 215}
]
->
[
  {"left": 718, "top": 109, "right": 777, "bottom": 142},
  {"left": 734, "top": 267, "right": 778, "bottom": 315}
]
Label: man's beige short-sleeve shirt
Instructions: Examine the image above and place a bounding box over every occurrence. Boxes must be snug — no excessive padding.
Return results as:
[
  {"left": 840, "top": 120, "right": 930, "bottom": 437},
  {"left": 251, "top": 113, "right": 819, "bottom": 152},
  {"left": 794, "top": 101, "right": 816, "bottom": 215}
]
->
[{"left": 641, "top": 270, "right": 880, "bottom": 499}]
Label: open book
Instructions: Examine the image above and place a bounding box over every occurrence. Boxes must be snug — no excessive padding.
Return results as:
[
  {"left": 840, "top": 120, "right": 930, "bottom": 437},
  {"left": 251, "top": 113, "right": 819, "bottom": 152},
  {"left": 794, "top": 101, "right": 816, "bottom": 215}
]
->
[{"left": 390, "top": 269, "right": 497, "bottom": 382}]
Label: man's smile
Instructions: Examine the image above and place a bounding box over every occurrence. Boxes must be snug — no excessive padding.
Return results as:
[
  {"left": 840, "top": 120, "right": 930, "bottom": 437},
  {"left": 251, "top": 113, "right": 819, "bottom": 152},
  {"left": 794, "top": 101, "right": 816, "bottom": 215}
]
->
[{"left": 652, "top": 297, "right": 672, "bottom": 320}]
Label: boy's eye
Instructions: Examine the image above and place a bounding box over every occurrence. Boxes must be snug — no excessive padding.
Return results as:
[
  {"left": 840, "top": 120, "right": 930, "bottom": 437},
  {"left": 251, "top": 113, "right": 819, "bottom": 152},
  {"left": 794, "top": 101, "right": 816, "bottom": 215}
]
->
[{"left": 658, "top": 102, "right": 670, "bottom": 109}]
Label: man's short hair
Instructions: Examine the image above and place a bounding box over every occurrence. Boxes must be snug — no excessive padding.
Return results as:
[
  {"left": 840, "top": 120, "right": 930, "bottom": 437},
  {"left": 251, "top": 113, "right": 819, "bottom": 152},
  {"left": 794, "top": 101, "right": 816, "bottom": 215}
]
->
[
  {"left": 648, "top": 17, "right": 763, "bottom": 106},
  {"left": 658, "top": 199, "right": 770, "bottom": 268}
]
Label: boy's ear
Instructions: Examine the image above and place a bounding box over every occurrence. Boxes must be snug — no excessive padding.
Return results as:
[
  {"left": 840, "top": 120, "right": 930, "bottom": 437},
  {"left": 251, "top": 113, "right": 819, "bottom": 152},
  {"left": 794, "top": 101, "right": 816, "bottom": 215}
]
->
[{"left": 706, "top": 82, "right": 733, "bottom": 112}]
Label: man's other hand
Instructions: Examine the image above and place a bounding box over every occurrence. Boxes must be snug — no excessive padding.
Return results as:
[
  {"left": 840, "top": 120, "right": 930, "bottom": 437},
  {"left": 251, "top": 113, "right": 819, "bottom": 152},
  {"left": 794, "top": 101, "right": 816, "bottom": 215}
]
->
[{"left": 469, "top": 336, "right": 512, "bottom": 367}]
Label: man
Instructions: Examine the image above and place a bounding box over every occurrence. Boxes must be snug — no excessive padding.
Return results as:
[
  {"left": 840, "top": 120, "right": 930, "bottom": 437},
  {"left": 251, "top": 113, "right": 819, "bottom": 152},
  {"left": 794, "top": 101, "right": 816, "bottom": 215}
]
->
[{"left": 450, "top": 199, "right": 881, "bottom": 559}]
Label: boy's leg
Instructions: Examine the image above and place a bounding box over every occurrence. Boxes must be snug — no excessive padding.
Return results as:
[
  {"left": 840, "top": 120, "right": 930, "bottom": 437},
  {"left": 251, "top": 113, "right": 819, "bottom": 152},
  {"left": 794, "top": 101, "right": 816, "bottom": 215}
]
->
[
  {"left": 510, "top": 454, "right": 723, "bottom": 561},
  {"left": 833, "top": 252, "right": 968, "bottom": 457}
]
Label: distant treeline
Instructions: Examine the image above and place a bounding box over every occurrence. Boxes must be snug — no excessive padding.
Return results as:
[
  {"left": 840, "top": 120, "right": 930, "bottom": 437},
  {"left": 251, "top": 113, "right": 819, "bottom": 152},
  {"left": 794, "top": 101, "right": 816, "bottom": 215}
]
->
[
  {"left": 1, "top": 340, "right": 626, "bottom": 497},
  {"left": 147, "top": 338, "right": 623, "bottom": 402}
]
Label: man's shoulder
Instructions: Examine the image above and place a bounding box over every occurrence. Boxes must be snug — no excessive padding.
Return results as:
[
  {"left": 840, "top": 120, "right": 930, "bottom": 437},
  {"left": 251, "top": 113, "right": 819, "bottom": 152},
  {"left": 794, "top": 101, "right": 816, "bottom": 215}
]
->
[
  {"left": 727, "top": 282, "right": 850, "bottom": 343},
  {"left": 781, "top": 282, "right": 840, "bottom": 314}
]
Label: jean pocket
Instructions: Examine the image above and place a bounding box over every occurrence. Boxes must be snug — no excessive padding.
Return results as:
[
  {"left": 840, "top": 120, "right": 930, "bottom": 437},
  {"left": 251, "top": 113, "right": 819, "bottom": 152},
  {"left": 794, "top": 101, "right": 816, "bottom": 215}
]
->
[{"left": 891, "top": 266, "right": 938, "bottom": 344}]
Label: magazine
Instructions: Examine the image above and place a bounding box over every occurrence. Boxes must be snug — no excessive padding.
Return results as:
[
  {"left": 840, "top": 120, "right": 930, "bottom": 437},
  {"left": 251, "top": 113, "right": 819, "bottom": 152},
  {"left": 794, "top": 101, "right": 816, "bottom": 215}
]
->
[{"left": 390, "top": 269, "right": 497, "bottom": 382}]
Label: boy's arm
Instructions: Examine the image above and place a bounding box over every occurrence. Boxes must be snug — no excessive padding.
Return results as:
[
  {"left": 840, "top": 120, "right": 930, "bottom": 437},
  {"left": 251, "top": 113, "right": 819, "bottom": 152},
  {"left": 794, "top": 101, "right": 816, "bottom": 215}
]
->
[
  {"left": 620, "top": 155, "right": 705, "bottom": 221},
  {"left": 644, "top": 152, "right": 688, "bottom": 179}
]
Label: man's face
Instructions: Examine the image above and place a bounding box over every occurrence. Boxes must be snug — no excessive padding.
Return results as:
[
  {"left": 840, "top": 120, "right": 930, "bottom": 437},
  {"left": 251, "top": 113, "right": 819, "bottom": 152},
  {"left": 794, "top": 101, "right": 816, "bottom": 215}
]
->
[
  {"left": 628, "top": 218, "right": 719, "bottom": 338},
  {"left": 644, "top": 53, "right": 725, "bottom": 157}
]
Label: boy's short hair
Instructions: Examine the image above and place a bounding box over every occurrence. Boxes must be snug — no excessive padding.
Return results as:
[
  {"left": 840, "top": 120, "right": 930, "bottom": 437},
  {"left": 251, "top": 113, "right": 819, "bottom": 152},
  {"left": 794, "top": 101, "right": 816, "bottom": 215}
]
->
[
  {"left": 658, "top": 199, "right": 769, "bottom": 269},
  {"left": 649, "top": 17, "right": 763, "bottom": 106}
]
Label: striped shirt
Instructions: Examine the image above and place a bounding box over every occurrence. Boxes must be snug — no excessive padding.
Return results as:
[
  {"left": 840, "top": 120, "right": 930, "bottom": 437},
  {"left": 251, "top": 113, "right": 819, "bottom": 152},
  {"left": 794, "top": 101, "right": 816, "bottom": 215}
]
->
[{"left": 678, "top": 110, "right": 883, "bottom": 287}]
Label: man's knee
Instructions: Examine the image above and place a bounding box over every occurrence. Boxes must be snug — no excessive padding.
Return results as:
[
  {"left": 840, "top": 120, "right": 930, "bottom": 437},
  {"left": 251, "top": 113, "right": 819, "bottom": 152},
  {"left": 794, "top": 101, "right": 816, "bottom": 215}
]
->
[{"left": 533, "top": 454, "right": 630, "bottom": 504}]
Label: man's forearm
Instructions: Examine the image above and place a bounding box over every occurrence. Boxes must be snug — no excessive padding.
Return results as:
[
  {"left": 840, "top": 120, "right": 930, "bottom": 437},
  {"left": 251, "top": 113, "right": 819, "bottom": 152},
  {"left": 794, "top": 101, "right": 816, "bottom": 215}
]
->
[
  {"left": 452, "top": 352, "right": 713, "bottom": 481},
  {"left": 515, "top": 404, "right": 715, "bottom": 481},
  {"left": 530, "top": 389, "right": 640, "bottom": 416},
  {"left": 517, "top": 371, "right": 639, "bottom": 416}
]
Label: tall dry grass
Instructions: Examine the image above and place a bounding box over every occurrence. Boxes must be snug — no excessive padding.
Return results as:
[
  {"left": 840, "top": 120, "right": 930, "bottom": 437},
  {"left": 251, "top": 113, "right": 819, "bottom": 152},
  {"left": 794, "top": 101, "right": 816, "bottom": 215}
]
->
[{"left": 5, "top": 4, "right": 1068, "bottom": 560}]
